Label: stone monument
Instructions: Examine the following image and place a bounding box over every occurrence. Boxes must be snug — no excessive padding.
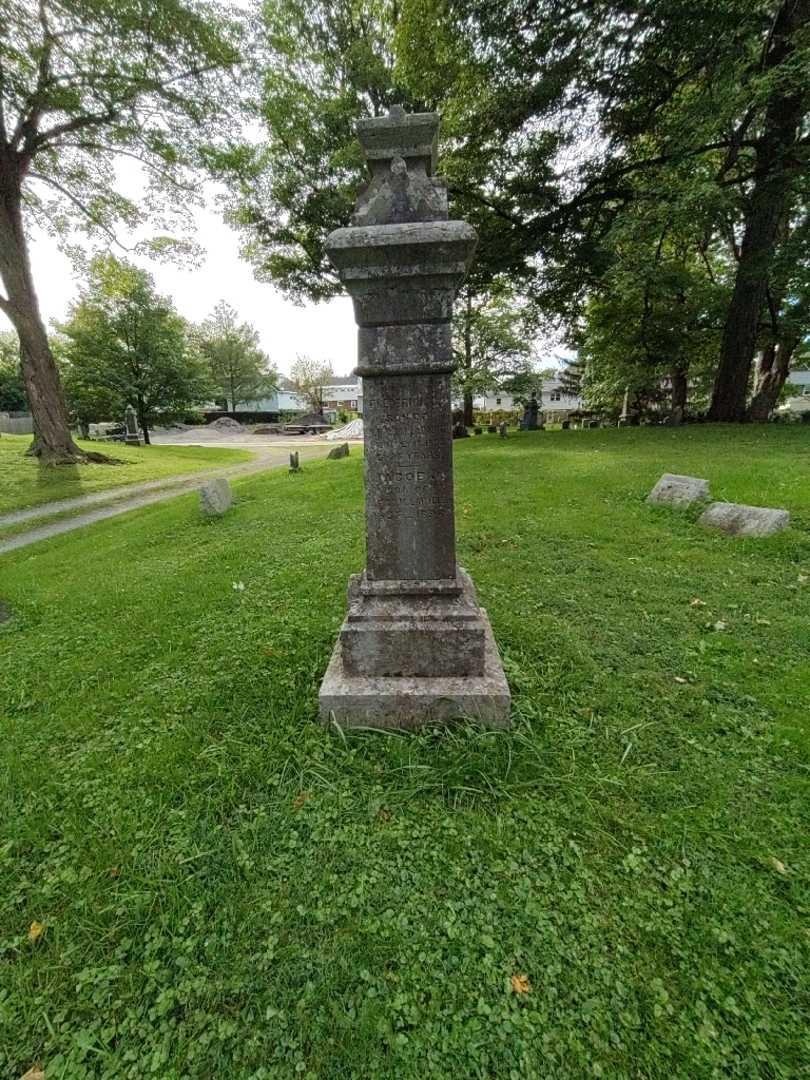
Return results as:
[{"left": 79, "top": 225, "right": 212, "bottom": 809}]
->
[
  {"left": 318, "top": 106, "right": 511, "bottom": 730},
  {"left": 522, "top": 393, "right": 539, "bottom": 430},
  {"left": 124, "top": 404, "right": 141, "bottom": 446}
]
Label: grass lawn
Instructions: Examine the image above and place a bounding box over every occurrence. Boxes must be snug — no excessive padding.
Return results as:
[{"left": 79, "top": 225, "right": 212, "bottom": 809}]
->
[
  {"left": 0, "top": 434, "right": 253, "bottom": 516},
  {"left": 1, "top": 425, "right": 809, "bottom": 1079}
]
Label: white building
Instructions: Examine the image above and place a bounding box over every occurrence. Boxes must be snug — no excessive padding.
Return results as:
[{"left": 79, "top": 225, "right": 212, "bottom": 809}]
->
[{"left": 472, "top": 378, "right": 583, "bottom": 417}]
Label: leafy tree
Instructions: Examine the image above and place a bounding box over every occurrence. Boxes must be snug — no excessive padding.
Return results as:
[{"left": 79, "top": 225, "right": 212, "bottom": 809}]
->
[
  {"left": 59, "top": 255, "right": 210, "bottom": 443},
  {"left": 397, "top": 0, "right": 810, "bottom": 422},
  {"left": 557, "top": 356, "right": 585, "bottom": 401},
  {"left": 453, "top": 282, "right": 535, "bottom": 425},
  {"left": 0, "top": 329, "right": 26, "bottom": 411},
  {"left": 0, "top": 0, "right": 240, "bottom": 462},
  {"left": 227, "top": 0, "right": 532, "bottom": 304},
  {"left": 196, "top": 301, "right": 276, "bottom": 411},
  {"left": 289, "top": 355, "right": 333, "bottom": 416}
]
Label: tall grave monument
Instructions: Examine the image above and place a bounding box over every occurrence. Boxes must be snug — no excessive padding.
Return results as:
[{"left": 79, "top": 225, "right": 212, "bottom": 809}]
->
[{"left": 318, "top": 107, "right": 511, "bottom": 729}]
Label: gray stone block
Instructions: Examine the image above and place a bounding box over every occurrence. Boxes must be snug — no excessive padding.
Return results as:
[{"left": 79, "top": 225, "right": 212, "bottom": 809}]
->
[
  {"left": 199, "top": 477, "right": 232, "bottom": 516},
  {"left": 319, "top": 607, "right": 511, "bottom": 730},
  {"left": 327, "top": 442, "right": 350, "bottom": 460},
  {"left": 699, "top": 501, "right": 789, "bottom": 538},
  {"left": 647, "top": 473, "right": 710, "bottom": 507}
]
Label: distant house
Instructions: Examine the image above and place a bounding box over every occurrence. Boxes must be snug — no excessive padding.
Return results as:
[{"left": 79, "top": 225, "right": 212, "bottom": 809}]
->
[
  {"left": 471, "top": 378, "right": 583, "bottom": 419},
  {"left": 321, "top": 381, "right": 363, "bottom": 416},
  {"left": 221, "top": 377, "right": 363, "bottom": 418},
  {"left": 779, "top": 366, "right": 810, "bottom": 415}
]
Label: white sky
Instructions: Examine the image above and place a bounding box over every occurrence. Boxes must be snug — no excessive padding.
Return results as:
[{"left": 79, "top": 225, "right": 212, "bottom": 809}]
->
[
  {"left": 1, "top": 176, "right": 358, "bottom": 379},
  {"left": 3, "top": 164, "right": 567, "bottom": 377}
]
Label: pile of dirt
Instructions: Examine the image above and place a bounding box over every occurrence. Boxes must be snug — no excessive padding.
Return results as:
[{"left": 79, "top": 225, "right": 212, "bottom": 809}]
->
[
  {"left": 326, "top": 418, "right": 364, "bottom": 440},
  {"left": 209, "top": 416, "right": 244, "bottom": 431}
]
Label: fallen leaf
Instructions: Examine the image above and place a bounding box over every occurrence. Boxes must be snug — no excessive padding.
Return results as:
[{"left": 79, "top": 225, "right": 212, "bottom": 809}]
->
[
  {"left": 511, "top": 973, "right": 532, "bottom": 994},
  {"left": 768, "top": 856, "right": 787, "bottom": 875},
  {"left": 377, "top": 807, "right": 391, "bottom": 822},
  {"left": 690, "top": 598, "right": 706, "bottom": 607},
  {"left": 712, "top": 621, "right": 727, "bottom": 631},
  {"left": 27, "top": 921, "right": 44, "bottom": 944},
  {"left": 755, "top": 618, "right": 771, "bottom": 626},
  {"left": 798, "top": 574, "right": 808, "bottom": 585},
  {"left": 292, "top": 791, "right": 310, "bottom": 811},
  {"left": 674, "top": 676, "right": 687, "bottom": 684},
  {"left": 109, "top": 866, "right": 120, "bottom": 878},
  {"left": 20, "top": 1068, "right": 45, "bottom": 1080}
]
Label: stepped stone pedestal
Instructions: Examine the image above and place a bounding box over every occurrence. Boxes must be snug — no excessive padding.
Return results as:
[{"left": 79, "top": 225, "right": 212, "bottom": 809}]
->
[{"left": 318, "top": 107, "right": 510, "bottom": 730}]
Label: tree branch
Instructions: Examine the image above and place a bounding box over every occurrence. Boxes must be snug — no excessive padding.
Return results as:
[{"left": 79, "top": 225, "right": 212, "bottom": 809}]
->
[
  {"left": 31, "top": 108, "right": 120, "bottom": 154},
  {"left": 27, "top": 170, "right": 131, "bottom": 249}
]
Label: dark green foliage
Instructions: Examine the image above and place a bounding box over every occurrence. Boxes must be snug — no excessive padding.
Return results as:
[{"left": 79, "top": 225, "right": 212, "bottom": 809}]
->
[
  {"left": 196, "top": 301, "right": 277, "bottom": 411},
  {"left": 2, "top": 426, "right": 809, "bottom": 1077},
  {"left": 0, "top": 331, "right": 27, "bottom": 411},
  {"left": 59, "top": 254, "right": 211, "bottom": 439}
]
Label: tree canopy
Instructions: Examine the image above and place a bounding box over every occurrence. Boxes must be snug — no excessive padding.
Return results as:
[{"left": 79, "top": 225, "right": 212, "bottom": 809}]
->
[
  {"left": 196, "top": 301, "right": 276, "bottom": 412},
  {"left": 0, "top": 0, "right": 241, "bottom": 461},
  {"left": 59, "top": 254, "right": 210, "bottom": 442}
]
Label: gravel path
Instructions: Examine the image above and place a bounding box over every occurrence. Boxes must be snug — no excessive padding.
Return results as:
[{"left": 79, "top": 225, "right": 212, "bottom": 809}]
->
[{"left": 0, "top": 444, "right": 327, "bottom": 556}]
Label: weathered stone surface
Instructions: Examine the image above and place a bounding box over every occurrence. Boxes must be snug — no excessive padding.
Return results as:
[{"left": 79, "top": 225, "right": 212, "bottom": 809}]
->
[
  {"left": 124, "top": 403, "right": 141, "bottom": 446},
  {"left": 199, "top": 477, "right": 232, "bottom": 516},
  {"left": 341, "top": 568, "right": 486, "bottom": 678},
  {"left": 647, "top": 473, "right": 710, "bottom": 507},
  {"left": 699, "top": 501, "right": 790, "bottom": 537},
  {"left": 327, "top": 442, "right": 350, "bottom": 460},
  {"left": 319, "top": 605, "right": 511, "bottom": 730},
  {"left": 318, "top": 107, "right": 510, "bottom": 730}
]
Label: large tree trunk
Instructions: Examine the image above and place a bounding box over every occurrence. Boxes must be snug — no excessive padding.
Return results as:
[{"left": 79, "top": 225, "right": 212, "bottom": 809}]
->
[
  {"left": 747, "top": 338, "right": 796, "bottom": 422},
  {"left": 669, "top": 364, "right": 688, "bottom": 425},
  {"left": 462, "top": 289, "right": 473, "bottom": 426},
  {"left": 708, "top": 0, "right": 810, "bottom": 422},
  {"left": 136, "top": 397, "right": 151, "bottom": 445},
  {"left": 0, "top": 174, "right": 91, "bottom": 464},
  {"left": 463, "top": 389, "right": 474, "bottom": 427}
]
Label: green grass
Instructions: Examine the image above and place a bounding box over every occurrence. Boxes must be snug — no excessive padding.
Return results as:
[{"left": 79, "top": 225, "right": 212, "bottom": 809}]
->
[
  {"left": 1, "top": 425, "right": 809, "bottom": 1079},
  {"left": 0, "top": 434, "right": 253, "bottom": 516}
]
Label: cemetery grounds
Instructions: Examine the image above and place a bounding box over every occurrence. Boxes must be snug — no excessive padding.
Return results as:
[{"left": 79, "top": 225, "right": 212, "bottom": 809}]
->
[{"left": 1, "top": 425, "right": 809, "bottom": 1079}]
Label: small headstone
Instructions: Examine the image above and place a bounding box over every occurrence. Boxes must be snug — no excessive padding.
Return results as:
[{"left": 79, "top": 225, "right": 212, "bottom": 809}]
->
[
  {"left": 699, "top": 502, "right": 789, "bottom": 538},
  {"left": 199, "top": 477, "right": 232, "bottom": 516},
  {"left": 522, "top": 392, "right": 539, "bottom": 430},
  {"left": 452, "top": 422, "right": 469, "bottom": 439},
  {"left": 124, "top": 404, "right": 141, "bottom": 446},
  {"left": 327, "top": 442, "right": 350, "bottom": 459},
  {"left": 289, "top": 451, "right": 301, "bottom": 473},
  {"left": 647, "top": 473, "right": 709, "bottom": 508},
  {"left": 498, "top": 421, "right": 508, "bottom": 438},
  {"left": 561, "top": 420, "right": 570, "bottom": 430}
]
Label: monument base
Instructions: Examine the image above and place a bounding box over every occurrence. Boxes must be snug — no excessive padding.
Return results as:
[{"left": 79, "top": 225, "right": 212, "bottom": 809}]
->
[{"left": 319, "top": 571, "right": 511, "bottom": 730}]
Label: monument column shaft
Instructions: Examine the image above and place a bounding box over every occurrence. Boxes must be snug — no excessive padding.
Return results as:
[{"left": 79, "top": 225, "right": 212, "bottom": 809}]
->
[{"left": 363, "top": 368, "right": 455, "bottom": 582}]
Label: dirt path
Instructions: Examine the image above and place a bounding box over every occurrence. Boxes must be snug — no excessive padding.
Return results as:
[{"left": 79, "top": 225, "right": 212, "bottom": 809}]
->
[{"left": 0, "top": 444, "right": 327, "bottom": 556}]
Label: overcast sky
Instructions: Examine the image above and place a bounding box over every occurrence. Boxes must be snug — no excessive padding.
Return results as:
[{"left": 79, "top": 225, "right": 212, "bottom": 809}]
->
[
  {"left": 3, "top": 164, "right": 565, "bottom": 378},
  {"left": 1, "top": 176, "right": 358, "bottom": 379}
]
